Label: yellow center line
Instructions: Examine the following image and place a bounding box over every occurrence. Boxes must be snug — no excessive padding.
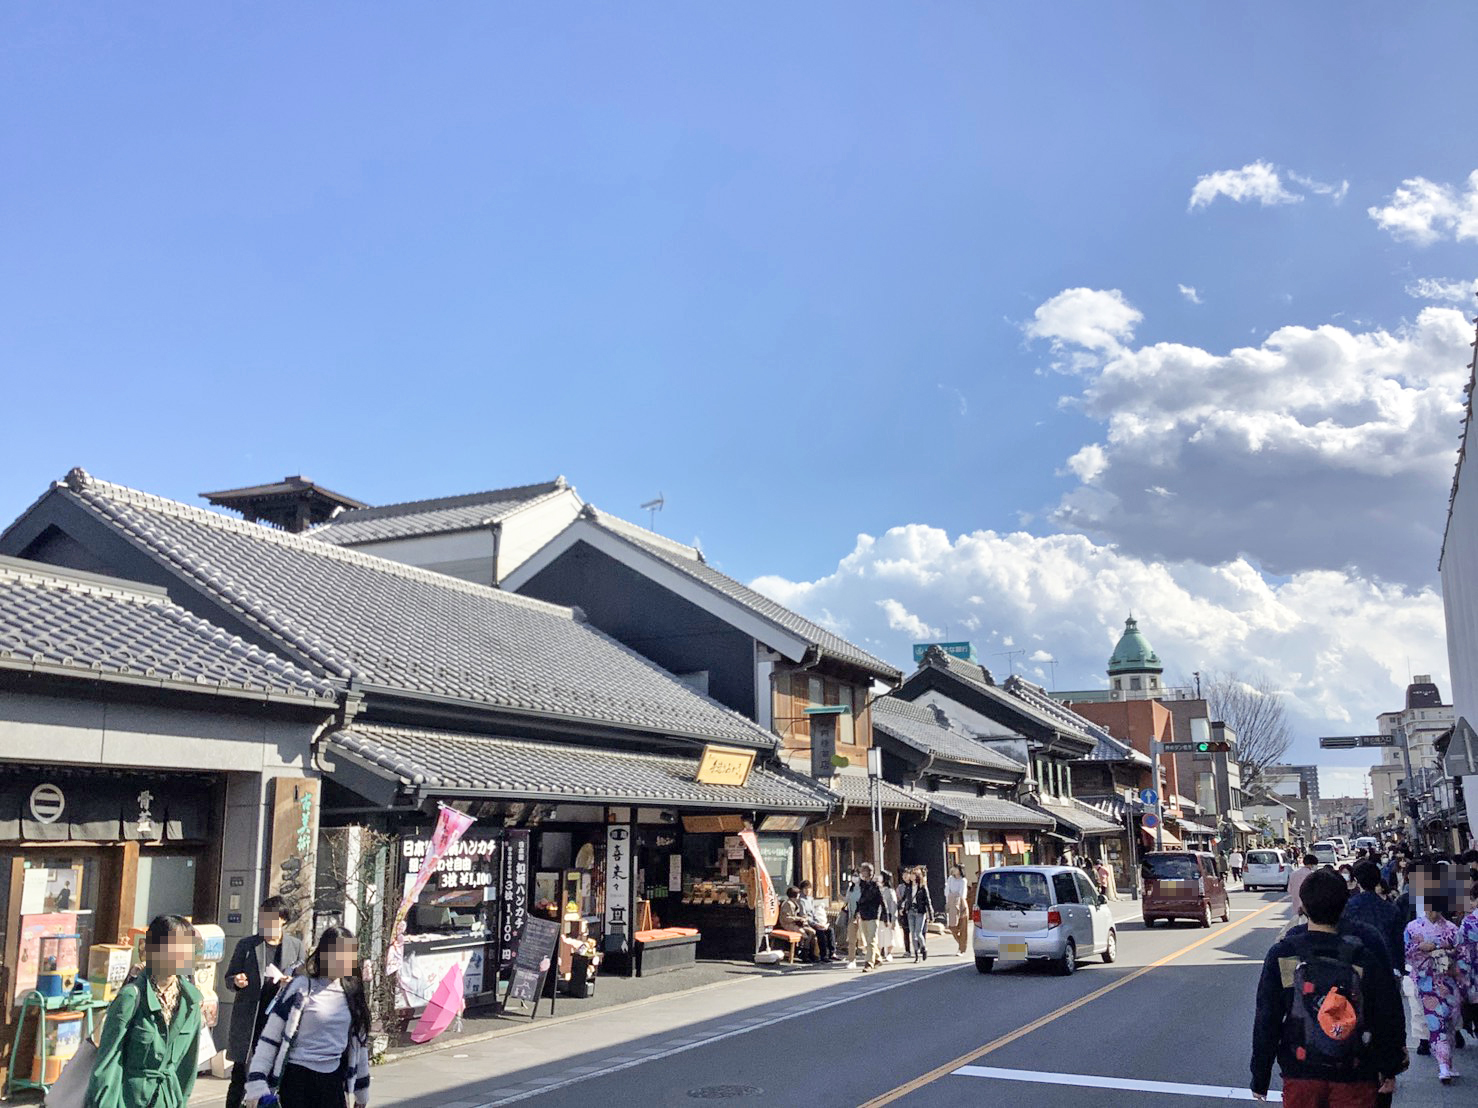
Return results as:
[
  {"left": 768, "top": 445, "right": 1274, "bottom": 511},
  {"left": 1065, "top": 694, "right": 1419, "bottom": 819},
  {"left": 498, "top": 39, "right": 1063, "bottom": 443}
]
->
[{"left": 860, "top": 899, "right": 1285, "bottom": 1107}]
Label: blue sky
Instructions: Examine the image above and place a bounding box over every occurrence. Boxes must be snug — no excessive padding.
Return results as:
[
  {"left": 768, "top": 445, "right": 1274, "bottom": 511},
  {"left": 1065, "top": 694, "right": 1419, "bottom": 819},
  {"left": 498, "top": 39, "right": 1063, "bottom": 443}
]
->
[{"left": 5, "top": 3, "right": 1476, "bottom": 793}]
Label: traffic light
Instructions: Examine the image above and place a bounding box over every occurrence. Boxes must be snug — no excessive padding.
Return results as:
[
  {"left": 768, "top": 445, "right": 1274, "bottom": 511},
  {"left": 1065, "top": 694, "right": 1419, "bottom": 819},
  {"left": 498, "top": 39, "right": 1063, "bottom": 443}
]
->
[{"left": 1196, "top": 741, "right": 1232, "bottom": 753}]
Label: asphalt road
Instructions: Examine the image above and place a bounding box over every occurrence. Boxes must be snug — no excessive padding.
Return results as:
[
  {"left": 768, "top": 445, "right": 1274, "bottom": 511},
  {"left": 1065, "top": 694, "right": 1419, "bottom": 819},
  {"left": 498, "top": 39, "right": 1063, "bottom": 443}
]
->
[{"left": 369, "top": 890, "right": 1303, "bottom": 1108}]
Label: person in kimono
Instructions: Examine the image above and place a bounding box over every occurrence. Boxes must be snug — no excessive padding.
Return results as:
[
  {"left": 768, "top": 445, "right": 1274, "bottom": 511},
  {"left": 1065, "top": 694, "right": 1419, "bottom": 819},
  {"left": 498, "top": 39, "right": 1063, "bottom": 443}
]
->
[
  {"left": 1405, "top": 896, "right": 1463, "bottom": 1083},
  {"left": 1459, "top": 880, "right": 1478, "bottom": 1039},
  {"left": 85, "top": 915, "right": 202, "bottom": 1108}
]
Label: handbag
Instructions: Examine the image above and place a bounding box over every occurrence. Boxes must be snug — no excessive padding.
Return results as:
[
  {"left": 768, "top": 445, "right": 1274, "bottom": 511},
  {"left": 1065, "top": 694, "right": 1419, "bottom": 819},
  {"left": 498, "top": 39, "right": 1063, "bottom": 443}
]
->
[{"left": 44, "top": 1037, "right": 97, "bottom": 1108}]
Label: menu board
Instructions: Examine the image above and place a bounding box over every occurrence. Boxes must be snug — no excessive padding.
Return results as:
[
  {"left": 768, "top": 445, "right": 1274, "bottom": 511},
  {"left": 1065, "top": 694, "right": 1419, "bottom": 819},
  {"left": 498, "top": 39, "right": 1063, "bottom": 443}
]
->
[{"left": 504, "top": 915, "right": 559, "bottom": 1018}]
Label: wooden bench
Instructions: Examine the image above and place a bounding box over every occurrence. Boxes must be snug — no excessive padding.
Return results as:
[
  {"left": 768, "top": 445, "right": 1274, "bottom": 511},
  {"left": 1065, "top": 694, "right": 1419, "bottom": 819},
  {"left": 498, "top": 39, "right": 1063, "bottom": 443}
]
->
[
  {"left": 632, "top": 927, "right": 700, "bottom": 976},
  {"left": 767, "top": 928, "right": 807, "bottom": 963}
]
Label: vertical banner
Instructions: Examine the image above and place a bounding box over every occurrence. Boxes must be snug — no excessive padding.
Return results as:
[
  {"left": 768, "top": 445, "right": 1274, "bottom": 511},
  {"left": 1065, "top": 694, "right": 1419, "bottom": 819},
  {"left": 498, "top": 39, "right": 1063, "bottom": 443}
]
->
[
  {"left": 385, "top": 805, "right": 475, "bottom": 976},
  {"left": 499, "top": 830, "right": 531, "bottom": 970},
  {"left": 267, "top": 777, "right": 321, "bottom": 936},
  {"left": 738, "top": 827, "right": 779, "bottom": 926},
  {"left": 604, "top": 825, "right": 633, "bottom": 947}
]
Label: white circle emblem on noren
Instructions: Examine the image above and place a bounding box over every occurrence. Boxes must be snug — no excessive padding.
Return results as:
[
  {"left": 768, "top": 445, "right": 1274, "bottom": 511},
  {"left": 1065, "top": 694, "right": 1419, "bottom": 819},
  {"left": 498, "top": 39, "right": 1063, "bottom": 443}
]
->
[{"left": 29, "top": 783, "right": 66, "bottom": 824}]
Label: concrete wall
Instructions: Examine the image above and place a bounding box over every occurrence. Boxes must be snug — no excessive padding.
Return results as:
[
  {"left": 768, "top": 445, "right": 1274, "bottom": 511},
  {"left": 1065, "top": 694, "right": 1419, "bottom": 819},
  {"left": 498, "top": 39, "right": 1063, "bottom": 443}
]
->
[{"left": 1444, "top": 450, "right": 1478, "bottom": 728}]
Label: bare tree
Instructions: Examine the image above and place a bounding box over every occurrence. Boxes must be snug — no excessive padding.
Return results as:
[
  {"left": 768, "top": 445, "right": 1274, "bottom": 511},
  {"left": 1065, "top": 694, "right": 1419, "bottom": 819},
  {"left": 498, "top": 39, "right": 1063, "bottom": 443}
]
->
[
  {"left": 1194, "top": 669, "right": 1292, "bottom": 796},
  {"left": 316, "top": 825, "right": 400, "bottom": 1048}
]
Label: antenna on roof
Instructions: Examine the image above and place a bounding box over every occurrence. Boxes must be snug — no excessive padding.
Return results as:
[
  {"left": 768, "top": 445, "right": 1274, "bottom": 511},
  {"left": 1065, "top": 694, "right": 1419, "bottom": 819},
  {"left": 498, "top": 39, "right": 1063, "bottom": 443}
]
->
[
  {"left": 994, "top": 648, "right": 1025, "bottom": 676},
  {"left": 640, "top": 493, "right": 665, "bottom": 531}
]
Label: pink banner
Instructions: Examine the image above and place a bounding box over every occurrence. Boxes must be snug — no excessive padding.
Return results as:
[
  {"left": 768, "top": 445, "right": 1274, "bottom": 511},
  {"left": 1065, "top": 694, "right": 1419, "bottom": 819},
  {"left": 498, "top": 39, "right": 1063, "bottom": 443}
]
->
[
  {"left": 385, "top": 804, "right": 476, "bottom": 976},
  {"left": 738, "top": 828, "right": 778, "bottom": 927}
]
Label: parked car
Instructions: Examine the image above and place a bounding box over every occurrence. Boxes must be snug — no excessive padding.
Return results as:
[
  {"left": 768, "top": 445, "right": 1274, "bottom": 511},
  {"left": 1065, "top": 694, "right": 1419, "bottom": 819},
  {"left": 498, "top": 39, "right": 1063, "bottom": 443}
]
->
[
  {"left": 1242, "top": 848, "right": 1291, "bottom": 891},
  {"left": 1311, "top": 841, "right": 1339, "bottom": 866},
  {"left": 1140, "top": 850, "right": 1230, "bottom": 927},
  {"left": 972, "top": 865, "right": 1117, "bottom": 977}
]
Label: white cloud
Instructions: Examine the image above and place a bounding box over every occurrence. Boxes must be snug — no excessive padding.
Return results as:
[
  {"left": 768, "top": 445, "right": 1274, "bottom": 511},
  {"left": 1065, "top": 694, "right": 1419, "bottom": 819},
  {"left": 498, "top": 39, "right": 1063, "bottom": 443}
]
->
[
  {"left": 1369, "top": 171, "right": 1478, "bottom": 245},
  {"left": 1189, "top": 161, "right": 1301, "bottom": 210},
  {"left": 1178, "top": 284, "right": 1202, "bottom": 304},
  {"left": 1029, "top": 649, "right": 1054, "bottom": 662},
  {"left": 1024, "top": 288, "right": 1142, "bottom": 368},
  {"left": 876, "top": 598, "right": 939, "bottom": 639},
  {"left": 1027, "top": 289, "right": 1471, "bottom": 583},
  {"left": 751, "top": 526, "right": 1446, "bottom": 752},
  {"left": 1288, "top": 172, "right": 1350, "bottom": 203},
  {"left": 1405, "top": 276, "right": 1478, "bottom": 305}
]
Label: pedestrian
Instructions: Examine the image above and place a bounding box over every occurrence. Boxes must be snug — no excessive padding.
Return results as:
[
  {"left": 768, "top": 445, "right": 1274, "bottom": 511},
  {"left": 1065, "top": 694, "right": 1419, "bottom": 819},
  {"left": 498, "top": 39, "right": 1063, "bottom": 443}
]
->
[
  {"left": 852, "top": 863, "right": 888, "bottom": 972},
  {"left": 244, "top": 924, "right": 372, "bottom": 1108},
  {"left": 1287, "top": 853, "right": 1317, "bottom": 922},
  {"left": 1229, "top": 848, "right": 1245, "bottom": 884},
  {"left": 908, "top": 867, "right": 934, "bottom": 962},
  {"left": 798, "top": 881, "right": 835, "bottom": 963},
  {"left": 945, "top": 864, "right": 969, "bottom": 956},
  {"left": 1340, "top": 861, "right": 1404, "bottom": 974},
  {"left": 1250, "top": 869, "right": 1404, "bottom": 1105},
  {"left": 223, "top": 896, "right": 305, "bottom": 1108},
  {"left": 842, "top": 871, "right": 863, "bottom": 969},
  {"left": 896, "top": 870, "right": 915, "bottom": 957},
  {"left": 1459, "top": 881, "right": 1478, "bottom": 1038},
  {"left": 85, "top": 914, "right": 203, "bottom": 1108},
  {"left": 1405, "top": 894, "right": 1462, "bottom": 1082},
  {"left": 878, "top": 872, "right": 898, "bottom": 962},
  {"left": 1094, "top": 858, "right": 1113, "bottom": 900}
]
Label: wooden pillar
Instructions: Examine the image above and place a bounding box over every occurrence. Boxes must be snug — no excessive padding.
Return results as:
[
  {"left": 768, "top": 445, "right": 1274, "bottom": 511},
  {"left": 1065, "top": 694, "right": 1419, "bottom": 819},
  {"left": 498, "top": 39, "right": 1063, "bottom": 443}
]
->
[{"left": 115, "top": 841, "right": 140, "bottom": 941}]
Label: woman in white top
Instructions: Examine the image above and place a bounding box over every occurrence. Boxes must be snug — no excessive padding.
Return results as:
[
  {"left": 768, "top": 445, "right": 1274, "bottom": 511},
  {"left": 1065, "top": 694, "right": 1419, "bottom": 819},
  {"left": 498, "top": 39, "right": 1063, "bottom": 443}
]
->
[{"left": 945, "top": 864, "right": 970, "bottom": 955}]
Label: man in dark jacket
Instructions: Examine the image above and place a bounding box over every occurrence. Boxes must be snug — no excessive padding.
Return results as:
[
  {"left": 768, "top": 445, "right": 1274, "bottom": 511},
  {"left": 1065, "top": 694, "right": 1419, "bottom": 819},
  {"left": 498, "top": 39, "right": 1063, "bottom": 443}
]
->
[
  {"left": 1341, "top": 861, "right": 1404, "bottom": 974},
  {"left": 223, "top": 896, "right": 304, "bottom": 1108},
  {"left": 1250, "top": 869, "right": 1403, "bottom": 1106},
  {"left": 853, "top": 863, "right": 890, "bottom": 973}
]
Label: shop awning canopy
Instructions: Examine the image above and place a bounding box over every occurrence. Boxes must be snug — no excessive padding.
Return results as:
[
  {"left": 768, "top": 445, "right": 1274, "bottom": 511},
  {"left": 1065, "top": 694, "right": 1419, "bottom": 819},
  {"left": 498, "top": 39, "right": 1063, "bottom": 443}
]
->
[
  {"left": 1175, "top": 819, "right": 1216, "bottom": 836},
  {"left": 1142, "top": 825, "right": 1183, "bottom": 847},
  {"left": 925, "top": 792, "right": 1054, "bottom": 831},
  {"left": 1230, "top": 819, "right": 1257, "bottom": 834},
  {"left": 824, "top": 773, "right": 930, "bottom": 813},
  {"left": 1034, "top": 798, "right": 1123, "bottom": 837},
  {"left": 328, "top": 724, "right": 835, "bottom": 813}
]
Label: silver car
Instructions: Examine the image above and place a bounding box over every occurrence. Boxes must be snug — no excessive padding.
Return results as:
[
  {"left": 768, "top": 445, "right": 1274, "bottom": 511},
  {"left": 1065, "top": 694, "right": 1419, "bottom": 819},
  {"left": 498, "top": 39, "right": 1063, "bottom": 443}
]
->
[
  {"left": 971, "top": 865, "right": 1117, "bottom": 976},
  {"left": 1243, "top": 848, "right": 1291, "bottom": 891}
]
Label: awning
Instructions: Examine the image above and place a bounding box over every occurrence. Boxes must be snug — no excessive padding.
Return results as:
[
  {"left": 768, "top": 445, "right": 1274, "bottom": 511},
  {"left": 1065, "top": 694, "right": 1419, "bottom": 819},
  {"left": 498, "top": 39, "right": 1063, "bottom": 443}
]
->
[
  {"left": 1230, "top": 819, "right": 1257, "bottom": 834},
  {"left": 927, "top": 792, "right": 1055, "bottom": 831},
  {"left": 1034, "top": 798, "right": 1123, "bottom": 837},
  {"left": 1175, "top": 819, "right": 1215, "bottom": 836},
  {"left": 825, "top": 773, "right": 930, "bottom": 813},
  {"left": 1142, "top": 825, "right": 1183, "bottom": 848},
  {"left": 328, "top": 724, "right": 835, "bottom": 813}
]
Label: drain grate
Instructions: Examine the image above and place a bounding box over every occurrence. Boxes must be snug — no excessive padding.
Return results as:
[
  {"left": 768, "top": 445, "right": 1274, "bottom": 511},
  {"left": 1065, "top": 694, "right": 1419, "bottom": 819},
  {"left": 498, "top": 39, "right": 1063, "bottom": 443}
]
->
[{"left": 688, "top": 1085, "right": 764, "bottom": 1099}]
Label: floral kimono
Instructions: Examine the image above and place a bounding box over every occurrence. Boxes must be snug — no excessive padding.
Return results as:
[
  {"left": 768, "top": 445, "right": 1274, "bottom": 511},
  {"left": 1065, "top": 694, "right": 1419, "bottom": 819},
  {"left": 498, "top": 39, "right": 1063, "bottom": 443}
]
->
[
  {"left": 1405, "top": 914, "right": 1461, "bottom": 1069},
  {"left": 1459, "top": 909, "right": 1478, "bottom": 1006}
]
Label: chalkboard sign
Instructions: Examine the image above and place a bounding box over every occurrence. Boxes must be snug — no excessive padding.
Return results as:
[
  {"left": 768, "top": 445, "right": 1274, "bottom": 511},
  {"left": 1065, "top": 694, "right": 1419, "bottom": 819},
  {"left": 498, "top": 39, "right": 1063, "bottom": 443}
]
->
[{"left": 503, "top": 915, "right": 559, "bottom": 1020}]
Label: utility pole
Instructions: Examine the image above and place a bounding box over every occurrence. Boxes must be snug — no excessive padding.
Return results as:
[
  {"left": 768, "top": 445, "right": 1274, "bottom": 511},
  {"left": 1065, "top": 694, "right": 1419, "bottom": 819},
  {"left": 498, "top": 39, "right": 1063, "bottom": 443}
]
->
[{"left": 1151, "top": 740, "right": 1165, "bottom": 850}]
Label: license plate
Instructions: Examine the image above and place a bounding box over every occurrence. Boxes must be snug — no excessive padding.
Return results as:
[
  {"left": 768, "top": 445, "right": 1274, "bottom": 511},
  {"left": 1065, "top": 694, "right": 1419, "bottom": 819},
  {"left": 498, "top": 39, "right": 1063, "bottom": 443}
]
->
[{"left": 1000, "top": 942, "right": 1027, "bottom": 960}]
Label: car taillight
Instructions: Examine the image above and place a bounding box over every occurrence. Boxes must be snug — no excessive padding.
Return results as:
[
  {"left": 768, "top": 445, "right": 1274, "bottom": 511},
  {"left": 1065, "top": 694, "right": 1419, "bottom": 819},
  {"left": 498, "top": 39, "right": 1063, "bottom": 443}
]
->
[
  {"left": 972, "top": 908, "right": 981, "bottom": 925},
  {"left": 1278, "top": 865, "right": 1285, "bottom": 873},
  {"left": 1047, "top": 909, "right": 1062, "bottom": 928}
]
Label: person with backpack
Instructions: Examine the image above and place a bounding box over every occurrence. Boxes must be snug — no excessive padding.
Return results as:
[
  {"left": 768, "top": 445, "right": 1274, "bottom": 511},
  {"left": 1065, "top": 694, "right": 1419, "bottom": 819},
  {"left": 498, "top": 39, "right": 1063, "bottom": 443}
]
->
[
  {"left": 1250, "top": 869, "right": 1404, "bottom": 1105},
  {"left": 244, "top": 925, "right": 372, "bottom": 1108},
  {"left": 1405, "top": 893, "right": 1463, "bottom": 1083},
  {"left": 85, "top": 914, "right": 203, "bottom": 1108}
]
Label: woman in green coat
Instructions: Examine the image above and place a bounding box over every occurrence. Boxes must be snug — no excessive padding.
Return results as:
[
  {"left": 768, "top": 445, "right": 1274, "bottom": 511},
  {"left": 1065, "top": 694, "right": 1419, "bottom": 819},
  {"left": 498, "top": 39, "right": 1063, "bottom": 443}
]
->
[{"left": 85, "top": 915, "right": 202, "bottom": 1108}]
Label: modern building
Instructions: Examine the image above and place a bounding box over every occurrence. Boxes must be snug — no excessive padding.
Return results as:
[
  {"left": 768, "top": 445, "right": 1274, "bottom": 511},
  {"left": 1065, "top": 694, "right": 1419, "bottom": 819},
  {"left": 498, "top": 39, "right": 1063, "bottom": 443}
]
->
[{"left": 1372, "top": 676, "right": 1455, "bottom": 841}]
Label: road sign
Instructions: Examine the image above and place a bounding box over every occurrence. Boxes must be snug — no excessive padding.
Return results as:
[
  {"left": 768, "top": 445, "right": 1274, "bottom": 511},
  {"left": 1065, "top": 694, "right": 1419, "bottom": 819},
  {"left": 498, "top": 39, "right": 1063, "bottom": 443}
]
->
[
  {"left": 1139, "top": 788, "right": 1158, "bottom": 807},
  {"left": 1160, "top": 742, "right": 1197, "bottom": 753},
  {"left": 1318, "top": 735, "right": 1391, "bottom": 749},
  {"left": 1142, "top": 812, "right": 1160, "bottom": 830}
]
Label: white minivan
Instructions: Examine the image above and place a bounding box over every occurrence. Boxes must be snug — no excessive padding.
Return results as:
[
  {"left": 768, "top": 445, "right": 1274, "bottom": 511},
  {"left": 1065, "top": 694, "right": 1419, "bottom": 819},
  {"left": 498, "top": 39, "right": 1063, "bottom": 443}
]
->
[
  {"left": 1311, "top": 841, "right": 1339, "bottom": 866},
  {"left": 1243, "top": 848, "right": 1291, "bottom": 891}
]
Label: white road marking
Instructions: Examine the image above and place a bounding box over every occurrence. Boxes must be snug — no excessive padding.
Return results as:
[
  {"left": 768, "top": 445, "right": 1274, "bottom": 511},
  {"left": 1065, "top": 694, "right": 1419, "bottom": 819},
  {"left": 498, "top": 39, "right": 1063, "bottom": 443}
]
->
[
  {"left": 951, "top": 1065, "right": 1281, "bottom": 1101},
  {"left": 466, "top": 961, "right": 967, "bottom": 1106}
]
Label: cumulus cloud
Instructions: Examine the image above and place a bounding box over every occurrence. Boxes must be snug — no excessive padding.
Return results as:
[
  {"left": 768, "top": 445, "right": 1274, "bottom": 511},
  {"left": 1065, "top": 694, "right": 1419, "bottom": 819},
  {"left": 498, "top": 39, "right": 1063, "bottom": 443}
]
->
[
  {"left": 751, "top": 526, "right": 1446, "bottom": 747},
  {"left": 1189, "top": 161, "right": 1348, "bottom": 211},
  {"left": 1369, "top": 171, "right": 1478, "bottom": 245},
  {"left": 1025, "top": 289, "right": 1472, "bottom": 584},
  {"left": 1024, "top": 288, "right": 1142, "bottom": 372},
  {"left": 1405, "top": 276, "right": 1478, "bottom": 305},
  {"left": 877, "top": 598, "right": 939, "bottom": 639},
  {"left": 1178, "top": 284, "right": 1202, "bottom": 304}
]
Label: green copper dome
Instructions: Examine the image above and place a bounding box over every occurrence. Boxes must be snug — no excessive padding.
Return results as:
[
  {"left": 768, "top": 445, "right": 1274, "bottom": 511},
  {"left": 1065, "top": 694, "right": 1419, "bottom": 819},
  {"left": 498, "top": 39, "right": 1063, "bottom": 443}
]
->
[{"left": 1108, "top": 615, "right": 1163, "bottom": 675}]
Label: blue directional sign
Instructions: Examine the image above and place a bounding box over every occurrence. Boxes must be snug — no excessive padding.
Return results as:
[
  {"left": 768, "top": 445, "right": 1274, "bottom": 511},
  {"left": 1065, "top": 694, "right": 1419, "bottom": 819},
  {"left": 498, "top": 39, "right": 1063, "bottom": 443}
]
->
[
  {"left": 1142, "top": 812, "right": 1160, "bottom": 830},
  {"left": 1140, "top": 788, "right": 1158, "bottom": 807}
]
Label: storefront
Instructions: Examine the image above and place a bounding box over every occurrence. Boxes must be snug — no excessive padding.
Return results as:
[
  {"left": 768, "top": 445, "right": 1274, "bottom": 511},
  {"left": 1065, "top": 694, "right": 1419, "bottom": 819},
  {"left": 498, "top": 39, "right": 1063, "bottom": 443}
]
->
[{"left": 902, "top": 791, "right": 1053, "bottom": 908}]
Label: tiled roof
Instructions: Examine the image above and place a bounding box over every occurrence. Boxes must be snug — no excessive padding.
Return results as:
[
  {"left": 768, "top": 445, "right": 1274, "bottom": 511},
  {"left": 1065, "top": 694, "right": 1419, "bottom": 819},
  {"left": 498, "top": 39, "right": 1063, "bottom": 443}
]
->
[
  {"left": 329, "top": 724, "right": 833, "bottom": 812},
  {"left": 908, "top": 654, "right": 1094, "bottom": 754},
  {"left": 310, "top": 479, "right": 570, "bottom": 546},
  {"left": 926, "top": 792, "right": 1055, "bottom": 830},
  {"left": 1000, "top": 675, "right": 1105, "bottom": 750},
  {"left": 0, "top": 555, "right": 336, "bottom": 702},
  {"left": 582, "top": 508, "right": 902, "bottom": 682},
  {"left": 872, "top": 696, "right": 1025, "bottom": 774},
  {"left": 36, "top": 471, "right": 779, "bottom": 749},
  {"left": 1034, "top": 797, "right": 1124, "bottom": 837},
  {"left": 823, "top": 772, "right": 930, "bottom": 812}
]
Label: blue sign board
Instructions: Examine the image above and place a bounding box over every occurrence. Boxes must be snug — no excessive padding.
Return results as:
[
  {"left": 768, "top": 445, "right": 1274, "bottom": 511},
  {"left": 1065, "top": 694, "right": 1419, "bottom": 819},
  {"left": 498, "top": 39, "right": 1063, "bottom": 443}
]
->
[
  {"left": 912, "top": 641, "right": 976, "bottom": 663},
  {"left": 1139, "top": 788, "right": 1158, "bottom": 807},
  {"left": 1141, "top": 812, "right": 1160, "bottom": 830}
]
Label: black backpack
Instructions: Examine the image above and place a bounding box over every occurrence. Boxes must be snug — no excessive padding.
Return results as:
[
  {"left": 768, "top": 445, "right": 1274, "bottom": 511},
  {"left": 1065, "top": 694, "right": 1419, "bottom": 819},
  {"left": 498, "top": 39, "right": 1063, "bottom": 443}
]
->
[{"left": 1283, "top": 935, "right": 1369, "bottom": 1068}]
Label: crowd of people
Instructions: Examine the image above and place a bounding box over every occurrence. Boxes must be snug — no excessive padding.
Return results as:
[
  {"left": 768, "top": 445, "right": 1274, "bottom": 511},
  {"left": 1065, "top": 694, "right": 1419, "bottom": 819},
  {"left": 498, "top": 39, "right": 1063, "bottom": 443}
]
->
[
  {"left": 1251, "top": 842, "right": 1478, "bottom": 1104},
  {"left": 79, "top": 899, "right": 373, "bottom": 1108}
]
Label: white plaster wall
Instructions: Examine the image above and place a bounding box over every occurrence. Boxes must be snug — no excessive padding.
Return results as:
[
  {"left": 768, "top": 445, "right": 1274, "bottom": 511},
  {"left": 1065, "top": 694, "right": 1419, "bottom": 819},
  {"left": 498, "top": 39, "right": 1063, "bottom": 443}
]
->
[
  {"left": 1443, "top": 455, "right": 1478, "bottom": 728},
  {"left": 495, "top": 489, "right": 584, "bottom": 581}
]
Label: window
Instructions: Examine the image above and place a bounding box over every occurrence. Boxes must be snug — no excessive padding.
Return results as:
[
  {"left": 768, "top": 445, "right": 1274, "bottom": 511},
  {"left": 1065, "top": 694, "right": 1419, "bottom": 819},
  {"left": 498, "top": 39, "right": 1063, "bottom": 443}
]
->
[
  {"left": 977, "top": 871, "right": 1050, "bottom": 910},
  {"left": 1113, "top": 678, "right": 1122, "bottom": 690},
  {"left": 1130, "top": 676, "right": 1142, "bottom": 691},
  {"left": 1052, "top": 873, "right": 1080, "bottom": 904},
  {"left": 808, "top": 676, "right": 823, "bottom": 706},
  {"left": 1074, "top": 873, "right": 1100, "bottom": 903},
  {"left": 1142, "top": 854, "right": 1199, "bottom": 881}
]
